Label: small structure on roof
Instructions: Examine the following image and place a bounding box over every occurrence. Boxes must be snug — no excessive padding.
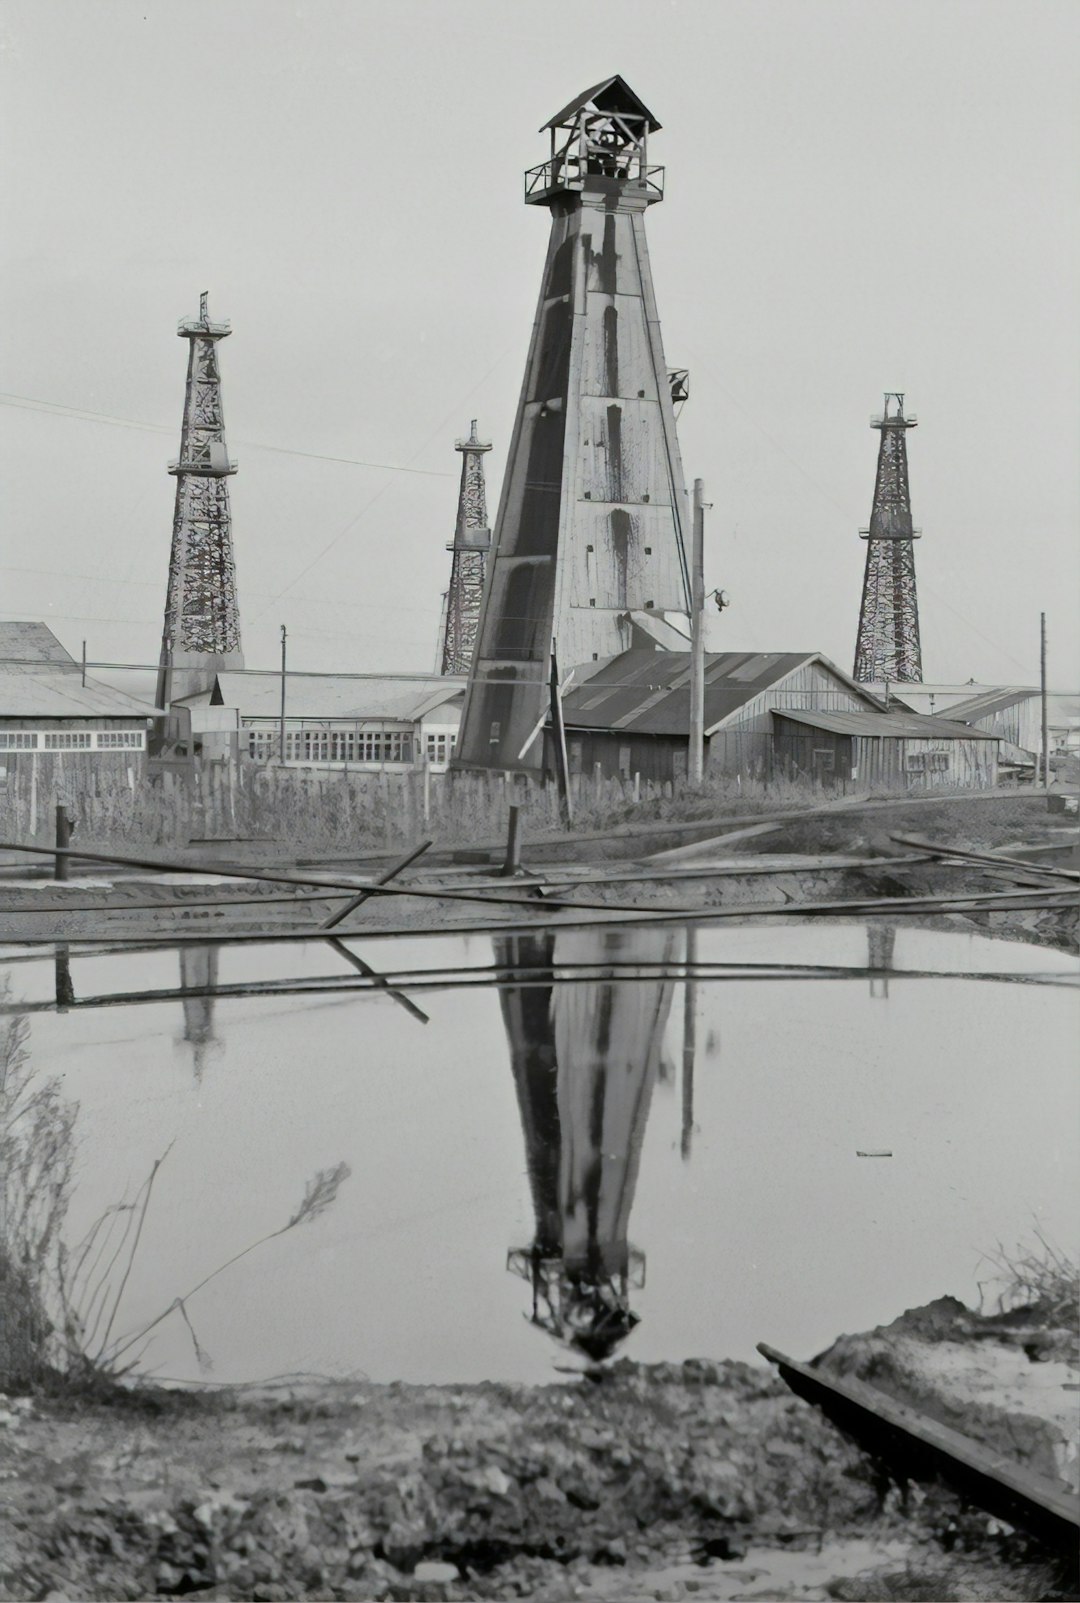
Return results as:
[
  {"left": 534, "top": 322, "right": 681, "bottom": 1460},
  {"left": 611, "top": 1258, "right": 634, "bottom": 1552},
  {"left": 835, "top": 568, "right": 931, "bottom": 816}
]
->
[
  {"left": 176, "top": 670, "right": 466, "bottom": 769},
  {"left": 547, "top": 648, "right": 999, "bottom": 789},
  {"left": 0, "top": 623, "right": 158, "bottom": 774}
]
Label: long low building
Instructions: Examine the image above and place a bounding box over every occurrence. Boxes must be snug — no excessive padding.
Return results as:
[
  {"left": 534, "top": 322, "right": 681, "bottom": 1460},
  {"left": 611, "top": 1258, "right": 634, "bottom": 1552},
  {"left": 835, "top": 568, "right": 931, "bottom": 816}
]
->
[
  {"left": 0, "top": 623, "right": 158, "bottom": 778},
  {"left": 176, "top": 671, "right": 466, "bottom": 770},
  {"left": 546, "top": 649, "right": 999, "bottom": 788}
]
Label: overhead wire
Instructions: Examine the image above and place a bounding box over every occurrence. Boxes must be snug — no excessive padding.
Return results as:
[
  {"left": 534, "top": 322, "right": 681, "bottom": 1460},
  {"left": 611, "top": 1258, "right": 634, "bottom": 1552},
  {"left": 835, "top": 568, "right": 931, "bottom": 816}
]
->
[{"left": 0, "top": 391, "right": 455, "bottom": 479}]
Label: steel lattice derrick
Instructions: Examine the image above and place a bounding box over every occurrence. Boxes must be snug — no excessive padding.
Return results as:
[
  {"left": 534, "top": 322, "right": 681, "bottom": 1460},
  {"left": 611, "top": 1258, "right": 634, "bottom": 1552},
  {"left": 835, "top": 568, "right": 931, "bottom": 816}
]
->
[
  {"left": 156, "top": 293, "right": 243, "bottom": 709},
  {"left": 853, "top": 393, "right": 923, "bottom": 683},
  {"left": 439, "top": 421, "right": 492, "bottom": 676}
]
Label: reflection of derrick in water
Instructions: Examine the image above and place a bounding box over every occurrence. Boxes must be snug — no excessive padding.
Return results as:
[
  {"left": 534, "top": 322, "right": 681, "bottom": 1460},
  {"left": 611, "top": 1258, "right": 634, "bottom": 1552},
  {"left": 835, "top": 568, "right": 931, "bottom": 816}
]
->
[
  {"left": 499, "top": 928, "right": 676, "bottom": 1362},
  {"left": 867, "top": 925, "right": 896, "bottom": 1000},
  {"left": 178, "top": 945, "right": 221, "bottom": 1078}
]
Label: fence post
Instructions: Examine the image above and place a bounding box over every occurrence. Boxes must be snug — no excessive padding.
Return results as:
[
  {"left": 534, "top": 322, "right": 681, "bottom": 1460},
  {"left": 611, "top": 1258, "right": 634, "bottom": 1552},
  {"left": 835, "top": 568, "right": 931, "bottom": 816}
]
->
[
  {"left": 54, "top": 803, "right": 73, "bottom": 881},
  {"left": 501, "top": 803, "right": 522, "bottom": 877}
]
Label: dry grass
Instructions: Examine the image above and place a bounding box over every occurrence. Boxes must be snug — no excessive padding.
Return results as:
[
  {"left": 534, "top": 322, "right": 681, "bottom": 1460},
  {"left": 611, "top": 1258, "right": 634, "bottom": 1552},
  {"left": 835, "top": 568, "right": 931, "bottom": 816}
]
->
[
  {"left": 0, "top": 757, "right": 943, "bottom": 859},
  {"left": 978, "top": 1231, "right": 1079, "bottom": 1328}
]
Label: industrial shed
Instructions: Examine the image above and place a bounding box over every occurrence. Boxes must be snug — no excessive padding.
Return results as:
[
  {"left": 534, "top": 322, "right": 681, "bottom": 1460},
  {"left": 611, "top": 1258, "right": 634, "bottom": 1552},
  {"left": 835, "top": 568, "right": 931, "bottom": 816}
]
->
[
  {"left": 772, "top": 709, "right": 999, "bottom": 789},
  {"left": 0, "top": 623, "right": 157, "bottom": 779},
  {"left": 546, "top": 648, "right": 998, "bottom": 788},
  {"left": 177, "top": 671, "right": 466, "bottom": 770}
]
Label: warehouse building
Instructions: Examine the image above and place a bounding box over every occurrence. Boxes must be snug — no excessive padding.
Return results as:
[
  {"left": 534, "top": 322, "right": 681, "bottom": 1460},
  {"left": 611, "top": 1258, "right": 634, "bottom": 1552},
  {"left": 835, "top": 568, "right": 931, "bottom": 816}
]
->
[
  {"left": 0, "top": 623, "right": 157, "bottom": 779},
  {"left": 176, "top": 670, "right": 466, "bottom": 771},
  {"left": 547, "top": 649, "right": 999, "bottom": 789}
]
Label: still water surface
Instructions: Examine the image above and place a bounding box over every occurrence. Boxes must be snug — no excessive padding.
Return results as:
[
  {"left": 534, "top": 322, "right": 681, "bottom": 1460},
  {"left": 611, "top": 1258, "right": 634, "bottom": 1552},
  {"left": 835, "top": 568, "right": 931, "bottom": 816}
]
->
[{"left": 4, "top": 923, "right": 1077, "bottom": 1386}]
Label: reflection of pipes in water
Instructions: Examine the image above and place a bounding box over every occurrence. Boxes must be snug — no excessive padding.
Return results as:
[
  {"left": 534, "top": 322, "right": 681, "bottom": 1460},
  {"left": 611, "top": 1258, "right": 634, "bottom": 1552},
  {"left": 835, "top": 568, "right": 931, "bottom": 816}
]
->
[
  {"left": 54, "top": 943, "right": 75, "bottom": 1012},
  {"left": 868, "top": 924, "right": 896, "bottom": 1000},
  {"left": 498, "top": 926, "right": 676, "bottom": 1363},
  {"left": 681, "top": 926, "right": 697, "bottom": 1161},
  {"left": 179, "top": 944, "right": 221, "bottom": 1078}
]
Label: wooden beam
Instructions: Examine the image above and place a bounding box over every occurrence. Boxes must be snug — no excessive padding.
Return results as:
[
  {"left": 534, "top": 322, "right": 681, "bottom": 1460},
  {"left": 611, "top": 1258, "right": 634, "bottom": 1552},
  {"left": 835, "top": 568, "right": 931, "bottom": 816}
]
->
[{"left": 758, "top": 1342, "right": 1079, "bottom": 1553}]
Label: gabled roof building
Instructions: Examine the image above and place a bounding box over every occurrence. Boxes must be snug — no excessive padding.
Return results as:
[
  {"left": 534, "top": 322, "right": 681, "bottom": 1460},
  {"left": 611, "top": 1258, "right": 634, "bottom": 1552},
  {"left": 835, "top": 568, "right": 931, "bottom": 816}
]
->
[
  {"left": 176, "top": 671, "right": 466, "bottom": 770},
  {"left": 547, "top": 648, "right": 999, "bottom": 790},
  {"left": 0, "top": 623, "right": 158, "bottom": 771}
]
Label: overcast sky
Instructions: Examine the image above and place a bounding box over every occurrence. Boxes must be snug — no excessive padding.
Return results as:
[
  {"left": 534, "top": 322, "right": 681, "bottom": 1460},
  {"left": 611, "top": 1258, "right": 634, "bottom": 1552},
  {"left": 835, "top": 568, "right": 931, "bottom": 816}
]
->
[{"left": 1, "top": 0, "right": 1076, "bottom": 689}]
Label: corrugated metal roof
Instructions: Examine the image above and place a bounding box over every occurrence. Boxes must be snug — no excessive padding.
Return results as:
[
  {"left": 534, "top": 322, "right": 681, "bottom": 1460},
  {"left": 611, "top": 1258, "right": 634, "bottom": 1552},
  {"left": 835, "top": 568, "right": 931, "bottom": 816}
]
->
[
  {"left": 774, "top": 707, "right": 999, "bottom": 740},
  {"left": 945, "top": 688, "right": 1038, "bottom": 722},
  {"left": 0, "top": 672, "right": 160, "bottom": 718},
  {"left": 559, "top": 650, "right": 818, "bottom": 735},
  {"left": 0, "top": 621, "right": 78, "bottom": 672},
  {"left": 192, "top": 672, "right": 465, "bottom": 723}
]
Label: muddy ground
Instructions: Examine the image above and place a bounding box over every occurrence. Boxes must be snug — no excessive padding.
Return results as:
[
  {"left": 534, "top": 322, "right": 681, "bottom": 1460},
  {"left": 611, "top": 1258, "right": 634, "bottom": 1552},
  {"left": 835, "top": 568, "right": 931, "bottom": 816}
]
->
[{"left": 2, "top": 1298, "right": 1076, "bottom": 1603}]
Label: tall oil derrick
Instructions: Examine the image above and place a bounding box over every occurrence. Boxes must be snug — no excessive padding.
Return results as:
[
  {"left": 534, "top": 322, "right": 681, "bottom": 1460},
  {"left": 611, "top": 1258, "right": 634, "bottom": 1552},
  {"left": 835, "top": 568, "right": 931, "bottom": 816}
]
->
[
  {"left": 498, "top": 926, "right": 676, "bottom": 1364},
  {"left": 853, "top": 393, "right": 923, "bottom": 684},
  {"left": 439, "top": 421, "right": 492, "bottom": 675},
  {"left": 455, "top": 76, "right": 691, "bottom": 772},
  {"left": 155, "top": 293, "right": 243, "bottom": 713}
]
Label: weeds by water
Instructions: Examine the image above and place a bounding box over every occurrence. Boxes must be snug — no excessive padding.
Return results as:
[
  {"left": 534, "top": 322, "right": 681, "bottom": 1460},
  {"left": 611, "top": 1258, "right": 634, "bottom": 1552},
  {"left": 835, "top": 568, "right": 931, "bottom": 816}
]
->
[
  {"left": 978, "top": 1231, "right": 1079, "bottom": 1328},
  {"left": 0, "top": 985, "right": 351, "bottom": 1391}
]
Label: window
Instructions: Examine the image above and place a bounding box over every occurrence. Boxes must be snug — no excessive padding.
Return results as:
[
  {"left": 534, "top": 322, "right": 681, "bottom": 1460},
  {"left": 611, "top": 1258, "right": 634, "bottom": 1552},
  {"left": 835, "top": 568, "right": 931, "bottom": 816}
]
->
[
  {"left": 247, "top": 728, "right": 276, "bottom": 759},
  {"left": 43, "top": 732, "right": 92, "bottom": 750},
  {"left": 812, "top": 748, "right": 836, "bottom": 773},
  {"left": 906, "top": 750, "right": 949, "bottom": 773},
  {"left": 426, "top": 732, "right": 457, "bottom": 764},
  {"left": 0, "top": 732, "right": 38, "bottom": 750},
  {"left": 96, "top": 731, "right": 145, "bottom": 750}
]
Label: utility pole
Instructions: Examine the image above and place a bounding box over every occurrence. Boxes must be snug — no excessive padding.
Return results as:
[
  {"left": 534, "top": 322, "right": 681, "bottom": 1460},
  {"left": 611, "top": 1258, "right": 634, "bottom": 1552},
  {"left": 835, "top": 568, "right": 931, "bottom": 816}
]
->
[
  {"left": 1040, "top": 612, "right": 1049, "bottom": 790},
  {"left": 688, "top": 479, "right": 706, "bottom": 784},
  {"left": 279, "top": 624, "right": 288, "bottom": 764}
]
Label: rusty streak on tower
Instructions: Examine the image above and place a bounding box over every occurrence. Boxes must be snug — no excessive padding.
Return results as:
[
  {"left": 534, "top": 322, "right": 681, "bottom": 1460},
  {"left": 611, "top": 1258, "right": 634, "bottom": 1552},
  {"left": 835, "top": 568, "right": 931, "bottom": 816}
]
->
[
  {"left": 455, "top": 77, "right": 691, "bottom": 772},
  {"left": 853, "top": 393, "right": 923, "bottom": 684},
  {"left": 156, "top": 293, "right": 243, "bottom": 712},
  {"left": 440, "top": 421, "right": 492, "bottom": 675}
]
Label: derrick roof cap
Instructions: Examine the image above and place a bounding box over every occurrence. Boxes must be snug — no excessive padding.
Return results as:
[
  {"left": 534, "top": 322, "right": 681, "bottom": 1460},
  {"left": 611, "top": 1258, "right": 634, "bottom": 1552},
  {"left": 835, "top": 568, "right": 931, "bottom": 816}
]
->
[{"left": 542, "top": 76, "right": 661, "bottom": 134}]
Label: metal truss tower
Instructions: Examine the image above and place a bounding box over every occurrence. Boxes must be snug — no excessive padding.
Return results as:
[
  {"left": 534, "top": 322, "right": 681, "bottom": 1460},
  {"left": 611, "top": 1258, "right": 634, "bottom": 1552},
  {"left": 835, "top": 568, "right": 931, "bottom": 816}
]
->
[
  {"left": 455, "top": 76, "right": 691, "bottom": 772},
  {"left": 853, "top": 393, "right": 923, "bottom": 683},
  {"left": 440, "top": 421, "right": 492, "bottom": 675},
  {"left": 156, "top": 293, "right": 243, "bottom": 711}
]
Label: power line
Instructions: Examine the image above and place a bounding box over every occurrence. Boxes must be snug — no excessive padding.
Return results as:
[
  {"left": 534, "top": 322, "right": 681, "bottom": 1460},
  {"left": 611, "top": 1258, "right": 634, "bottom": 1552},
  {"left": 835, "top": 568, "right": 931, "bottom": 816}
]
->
[
  {"left": 250, "top": 342, "right": 516, "bottom": 620},
  {"left": 0, "top": 391, "right": 455, "bottom": 479}
]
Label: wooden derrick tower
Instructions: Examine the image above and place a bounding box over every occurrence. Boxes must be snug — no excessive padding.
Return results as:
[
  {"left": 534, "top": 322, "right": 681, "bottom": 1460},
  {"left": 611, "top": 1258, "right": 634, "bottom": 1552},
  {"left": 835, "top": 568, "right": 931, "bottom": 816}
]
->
[
  {"left": 440, "top": 421, "right": 492, "bottom": 675},
  {"left": 853, "top": 393, "right": 923, "bottom": 683},
  {"left": 455, "top": 76, "right": 691, "bottom": 772},
  {"left": 156, "top": 293, "right": 243, "bottom": 712}
]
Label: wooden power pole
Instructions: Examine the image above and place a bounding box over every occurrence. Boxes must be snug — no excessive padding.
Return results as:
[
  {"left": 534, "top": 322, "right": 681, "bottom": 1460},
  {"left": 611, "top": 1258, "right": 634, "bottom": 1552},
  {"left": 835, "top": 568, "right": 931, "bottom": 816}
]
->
[
  {"left": 1040, "top": 612, "right": 1049, "bottom": 790},
  {"left": 279, "top": 624, "right": 288, "bottom": 763},
  {"left": 689, "top": 479, "right": 706, "bottom": 785}
]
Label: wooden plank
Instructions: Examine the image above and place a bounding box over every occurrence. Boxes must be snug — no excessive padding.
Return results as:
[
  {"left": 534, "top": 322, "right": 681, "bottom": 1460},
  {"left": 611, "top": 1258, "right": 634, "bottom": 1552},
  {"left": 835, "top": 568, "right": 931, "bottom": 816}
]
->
[
  {"left": 890, "top": 833, "right": 1080, "bottom": 883},
  {"left": 321, "top": 839, "right": 432, "bottom": 930},
  {"left": 758, "top": 1342, "right": 1079, "bottom": 1552}
]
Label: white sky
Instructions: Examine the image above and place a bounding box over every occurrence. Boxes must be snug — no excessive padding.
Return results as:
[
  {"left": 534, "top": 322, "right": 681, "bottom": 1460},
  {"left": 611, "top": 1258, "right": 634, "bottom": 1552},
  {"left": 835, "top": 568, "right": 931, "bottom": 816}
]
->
[{"left": 1, "top": 0, "right": 1077, "bottom": 687}]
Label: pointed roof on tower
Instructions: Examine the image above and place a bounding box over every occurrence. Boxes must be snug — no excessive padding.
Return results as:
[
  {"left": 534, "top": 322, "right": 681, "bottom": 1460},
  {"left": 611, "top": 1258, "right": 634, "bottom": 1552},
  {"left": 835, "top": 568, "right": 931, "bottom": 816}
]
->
[{"left": 542, "top": 75, "right": 661, "bottom": 133}]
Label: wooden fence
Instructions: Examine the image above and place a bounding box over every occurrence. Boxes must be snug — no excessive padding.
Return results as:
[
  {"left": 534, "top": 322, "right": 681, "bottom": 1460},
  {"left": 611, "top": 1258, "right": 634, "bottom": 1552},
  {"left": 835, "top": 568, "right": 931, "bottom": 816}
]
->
[{"left": 0, "top": 753, "right": 912, "bottom": 856}]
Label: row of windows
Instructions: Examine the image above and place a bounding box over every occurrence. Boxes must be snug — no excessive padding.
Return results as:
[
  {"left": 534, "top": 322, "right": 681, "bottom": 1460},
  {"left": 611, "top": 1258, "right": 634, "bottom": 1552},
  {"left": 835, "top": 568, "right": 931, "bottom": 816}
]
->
[
  {"left": 906, "top": 750, "right": 950, "bottom": 772},
  {"left": 0, "top": 729, "right": 145, "bottom": 752},
  {"left": 245, "top": 727, "right": 445, "bottom": 763}
]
